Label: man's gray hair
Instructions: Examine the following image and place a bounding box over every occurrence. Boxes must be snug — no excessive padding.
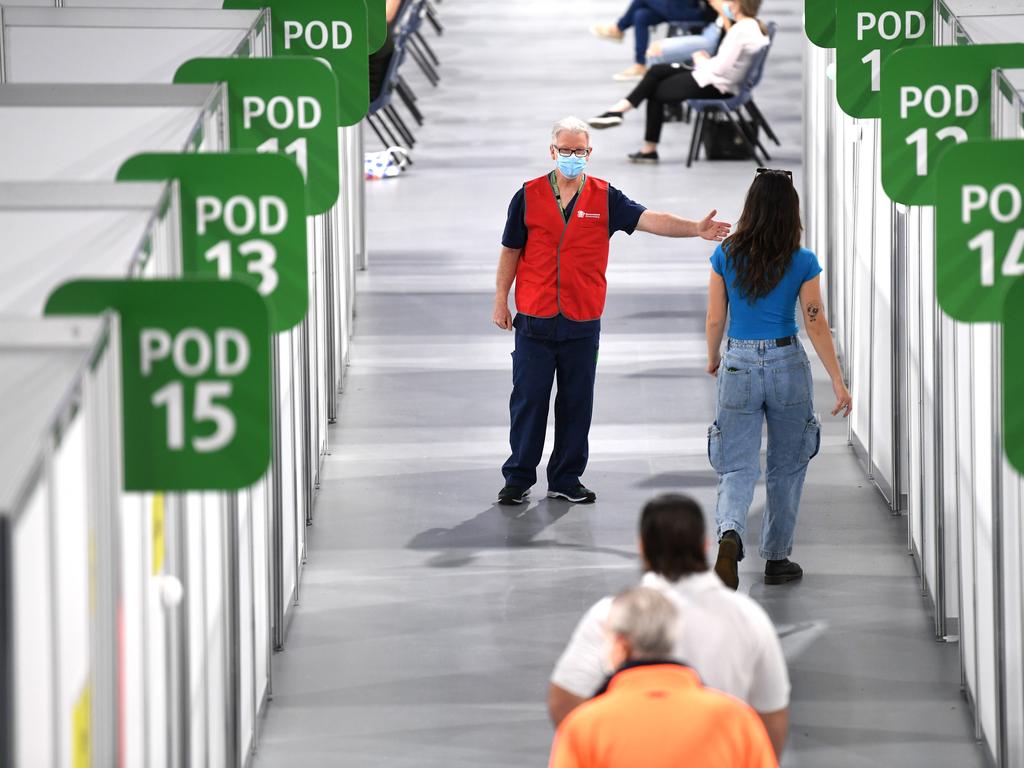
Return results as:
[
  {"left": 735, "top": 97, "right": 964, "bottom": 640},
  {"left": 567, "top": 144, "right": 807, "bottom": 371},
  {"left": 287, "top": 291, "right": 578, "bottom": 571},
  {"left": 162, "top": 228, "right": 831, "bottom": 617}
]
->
[
  {"left": 607, "top": 587, "right": 678, "bottom": 660},
  {"left": 551, "top": 116, "right": 591, "bottom": 144}
]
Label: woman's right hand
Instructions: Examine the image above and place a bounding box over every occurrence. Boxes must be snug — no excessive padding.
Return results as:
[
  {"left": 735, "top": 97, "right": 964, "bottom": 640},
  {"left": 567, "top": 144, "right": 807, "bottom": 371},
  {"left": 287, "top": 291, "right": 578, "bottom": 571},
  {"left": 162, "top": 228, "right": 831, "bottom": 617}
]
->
[{"left": 831, "top": 378, "right": 852, "bottom": 418}]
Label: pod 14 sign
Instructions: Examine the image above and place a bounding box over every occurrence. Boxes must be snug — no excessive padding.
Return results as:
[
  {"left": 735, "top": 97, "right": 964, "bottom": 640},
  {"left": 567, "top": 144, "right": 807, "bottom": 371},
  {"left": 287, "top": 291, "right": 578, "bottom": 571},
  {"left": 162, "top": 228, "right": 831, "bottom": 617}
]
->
[{"left": 43, "top": 279, "right": 272, "bottom": 491}]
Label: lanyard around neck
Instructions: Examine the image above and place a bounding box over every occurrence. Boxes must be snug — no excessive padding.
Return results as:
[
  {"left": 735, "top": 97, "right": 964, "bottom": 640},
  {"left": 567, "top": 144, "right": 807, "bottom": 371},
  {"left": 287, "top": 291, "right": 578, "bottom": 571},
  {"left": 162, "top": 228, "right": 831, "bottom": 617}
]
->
[{"left": 548, "top": 171, "right": 586, "bottom": 219}]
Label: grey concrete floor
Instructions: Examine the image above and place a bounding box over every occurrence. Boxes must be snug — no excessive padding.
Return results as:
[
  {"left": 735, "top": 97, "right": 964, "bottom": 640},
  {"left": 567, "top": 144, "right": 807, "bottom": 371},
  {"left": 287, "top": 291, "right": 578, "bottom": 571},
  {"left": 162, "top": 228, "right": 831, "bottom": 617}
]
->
[{"left": 252, "top": 1, "right": 988, "bottom": 766}]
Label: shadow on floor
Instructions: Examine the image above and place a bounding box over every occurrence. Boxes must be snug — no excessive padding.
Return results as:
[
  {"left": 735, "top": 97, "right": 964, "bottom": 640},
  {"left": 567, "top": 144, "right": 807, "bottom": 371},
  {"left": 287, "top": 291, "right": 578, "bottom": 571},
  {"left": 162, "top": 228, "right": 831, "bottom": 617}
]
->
[{"left": 406, "top": 501, "right": 637, "bottom": 567}]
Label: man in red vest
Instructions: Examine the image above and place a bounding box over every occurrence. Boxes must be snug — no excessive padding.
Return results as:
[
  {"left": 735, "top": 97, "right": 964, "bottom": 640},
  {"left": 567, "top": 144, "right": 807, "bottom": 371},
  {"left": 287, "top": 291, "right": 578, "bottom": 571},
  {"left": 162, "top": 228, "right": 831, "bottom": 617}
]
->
[{"left": 493, "top": 117, "right": 730, "bottom": 505}]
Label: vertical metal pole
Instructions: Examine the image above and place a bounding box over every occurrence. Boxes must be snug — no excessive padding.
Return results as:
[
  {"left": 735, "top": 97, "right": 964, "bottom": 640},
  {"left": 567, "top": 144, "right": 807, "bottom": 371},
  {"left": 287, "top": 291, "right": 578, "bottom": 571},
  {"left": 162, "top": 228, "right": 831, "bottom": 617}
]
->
[
  {"left": 992, "top": 325, "right": 1007, "bottom": 767},
  {"left": 223, "top": 493, "right": 240, "bottom": 768},
  {"left": 300, "top": 319, "right": 314, "bottom": 529},
  {"left": 247, "top": 490, "right": 259, "bottom": 757},
  {"left": 867, "top": 122, "right": 877, "bottom": 484},
  {"left": 355, "top": 122, "right": 368, "bottom": 271},
  {"left": 44, "top": 451, "right": 62, "bottom": 761},
  {"left": 270, "top": 339, "right": 285, "bottom": 651},
  {"left": 968, "top": 330, "right": 981, "bottom": 743},
  {"left": 931, "top": 214, "right": 948, "bottom": 639},
  {"left": 324, "top": 214, "right": 338, "bottom": 424},
  {"left": 0, "top": 516, "right": 12, "bottom": 768},
  {"left": 168, "top": 494, "right": 189, "bottom": 768},
  {"left": 891, "top": 202, "right": 904, "bottom": 520}
]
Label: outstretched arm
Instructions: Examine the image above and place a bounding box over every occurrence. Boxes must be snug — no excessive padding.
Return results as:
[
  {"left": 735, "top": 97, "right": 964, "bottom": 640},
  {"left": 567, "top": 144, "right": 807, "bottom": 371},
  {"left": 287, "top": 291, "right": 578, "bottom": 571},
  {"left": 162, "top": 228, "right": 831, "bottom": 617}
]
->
[
  {"left": 635, "top": 209, "right": 731, "bottom": 241},
  {"left": 493, "top": 246, "right": 521, "bottom": 330}
]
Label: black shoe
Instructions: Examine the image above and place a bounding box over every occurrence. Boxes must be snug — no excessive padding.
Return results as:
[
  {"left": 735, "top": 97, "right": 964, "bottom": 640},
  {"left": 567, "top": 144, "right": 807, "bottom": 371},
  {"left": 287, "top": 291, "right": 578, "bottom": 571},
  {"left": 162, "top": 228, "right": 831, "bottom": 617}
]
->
[
  {"left": 764, "top": 558, "right": 803, "bottom": 585},
  {"left": 588, "top": 111, "right": 624, "bottom": 128},
  {"left": 714, "top": 531, "right": 741, "bottom": 591},
  {"left": 627, "top": 149, "right": 659, "bottom": 164},
  {"left": 497, "top": 485, "right": 530, "bottom": 505},
  {"left": 546, "top": 485, "right": 597, "bottom": 504}
]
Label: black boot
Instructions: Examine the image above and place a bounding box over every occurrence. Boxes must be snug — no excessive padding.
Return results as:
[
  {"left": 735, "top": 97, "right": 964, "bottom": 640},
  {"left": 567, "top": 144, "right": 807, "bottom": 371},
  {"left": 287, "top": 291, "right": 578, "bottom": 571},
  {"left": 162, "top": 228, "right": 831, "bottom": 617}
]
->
[
  {"left": 764, "top": 558, "right": 803, "bottom": 585},
  {"left": 714, "top": 530, "right": 742, "bottom": 590}
]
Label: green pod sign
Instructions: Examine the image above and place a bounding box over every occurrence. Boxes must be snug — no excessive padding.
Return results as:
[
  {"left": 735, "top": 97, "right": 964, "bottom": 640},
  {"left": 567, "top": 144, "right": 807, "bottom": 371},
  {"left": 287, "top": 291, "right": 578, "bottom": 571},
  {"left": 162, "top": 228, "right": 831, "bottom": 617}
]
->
[
  {"left": 1003, "top": 279, "right": 1024, "bottom": 474},
  {"left": 805, "top": 0, "right": 836, "bottom": 48},
  {"left": 223, "top": 0, "right": 370, "bottom": 125},
  {"left": 117, "top": 153, "right": 308, "bottom": 333},
  {"left": 936, "top": 141, "right": 1024, "bottom": 323},
  {"left": 44, "top": 279, "right": 272, "bottom": 491},
  {"left": 175, "top": 57, "right": 341, "bottom": 215},
  {"left": 836, "top": 0, "right": 932, "bottom": 118},
  {"left": 881, "top": 44, "right": 1024, "bottom": 205}
]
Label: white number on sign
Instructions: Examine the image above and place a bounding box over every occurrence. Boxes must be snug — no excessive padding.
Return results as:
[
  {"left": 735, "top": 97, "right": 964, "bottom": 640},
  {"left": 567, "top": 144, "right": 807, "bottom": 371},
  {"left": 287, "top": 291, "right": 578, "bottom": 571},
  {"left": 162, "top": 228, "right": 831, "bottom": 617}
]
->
[
  {"left": 905, "top": 125, "right": 968, "bottom": 176},
  {"left": 151, "top": 380, "right": 237, "bottom": 453},
  {"left": 969, "top": 228, "right": 1024, "bottom": 287},
  {"left": 862, "top": 48, "right": 881, "bottom": 92},
  {"left": 257, "top": 136, "right": 309, "bottom": 180},
  {"left": 203, "top": 239, "right": 278, "bottom": 296}
]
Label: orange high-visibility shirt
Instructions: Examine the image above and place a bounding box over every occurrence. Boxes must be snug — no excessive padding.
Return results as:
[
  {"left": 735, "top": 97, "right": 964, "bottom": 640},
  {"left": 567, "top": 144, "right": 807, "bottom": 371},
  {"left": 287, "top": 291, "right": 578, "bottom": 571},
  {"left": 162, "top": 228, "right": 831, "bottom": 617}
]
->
[{"left": 549, "top": 664, "right": 778, "bottom": 768}]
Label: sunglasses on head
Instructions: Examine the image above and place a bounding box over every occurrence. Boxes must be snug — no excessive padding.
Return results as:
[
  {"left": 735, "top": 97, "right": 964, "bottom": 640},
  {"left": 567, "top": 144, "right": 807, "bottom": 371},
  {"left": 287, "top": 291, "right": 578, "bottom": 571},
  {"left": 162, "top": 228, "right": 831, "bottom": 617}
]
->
[{"left": 755, "top": 167, "right": 793, "bottom": 180}]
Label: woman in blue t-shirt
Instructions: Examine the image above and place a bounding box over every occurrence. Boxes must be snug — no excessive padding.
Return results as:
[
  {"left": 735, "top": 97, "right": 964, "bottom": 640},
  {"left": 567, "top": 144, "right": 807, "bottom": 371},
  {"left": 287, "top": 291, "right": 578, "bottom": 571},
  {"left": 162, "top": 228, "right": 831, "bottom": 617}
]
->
[{"left": 705, "top": 168, "right": 851, "bottom": 591}]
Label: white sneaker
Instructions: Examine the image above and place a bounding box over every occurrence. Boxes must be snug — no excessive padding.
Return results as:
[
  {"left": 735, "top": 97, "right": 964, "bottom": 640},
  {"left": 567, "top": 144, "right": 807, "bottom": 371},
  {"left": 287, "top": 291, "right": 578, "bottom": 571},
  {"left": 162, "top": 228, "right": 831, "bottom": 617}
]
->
[
  {"left": 590, "top": 23, "right": 624, "bottom": 42},
  {"left": 612, "top": 66, "right": 647, "bottom": 82}
]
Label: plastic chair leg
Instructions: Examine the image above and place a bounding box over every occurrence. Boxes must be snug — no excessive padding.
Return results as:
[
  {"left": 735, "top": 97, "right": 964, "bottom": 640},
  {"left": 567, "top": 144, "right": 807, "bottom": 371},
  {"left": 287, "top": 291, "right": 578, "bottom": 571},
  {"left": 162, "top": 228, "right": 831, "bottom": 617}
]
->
[
  {"left": 414, "top": 31, "right": 441, "bottom": 67},
  {"left": 396, "top": 81, "right": 425, "bottom": 125},
  {"left": 686, "top": 110, "right": 705, "bottom": 168},
  {"left": 398, "top": 74, "right": 419, "bottom": 103},
  {"left": 407, "top": 42, "right": 440, "bottom": 87},
  {"left": 746, "top": 100, "right": 780, "bottom": 146},
  {"left": 723, "top": 108, "right": 765, "bottom": 165},
  {"left": 426, "top": 2, "right": 444, "bottom": 35},
  {"left": 367, "top": 114, "right": 390, "bottom": 149},
  {"left": 373, "top": 111, "right": 403, "bottom": 149},
  {"left": 384, "top": 104, "right": 416, "bottom": 147}
]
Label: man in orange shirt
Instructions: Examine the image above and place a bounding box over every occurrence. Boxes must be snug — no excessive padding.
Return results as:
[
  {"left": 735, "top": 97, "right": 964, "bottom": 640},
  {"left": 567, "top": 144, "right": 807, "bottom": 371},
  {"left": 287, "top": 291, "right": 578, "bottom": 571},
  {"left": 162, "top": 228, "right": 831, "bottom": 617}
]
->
[{"left": 549, "top": 587, "right": 778, "bottom": 768}]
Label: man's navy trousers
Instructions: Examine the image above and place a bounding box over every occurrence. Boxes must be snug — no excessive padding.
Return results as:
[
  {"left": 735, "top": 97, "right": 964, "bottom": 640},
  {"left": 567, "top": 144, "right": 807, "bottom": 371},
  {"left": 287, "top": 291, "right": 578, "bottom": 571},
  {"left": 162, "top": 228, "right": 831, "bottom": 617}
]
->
[{"left": 502, "top": 313, "right": 600, "bottom": 492}]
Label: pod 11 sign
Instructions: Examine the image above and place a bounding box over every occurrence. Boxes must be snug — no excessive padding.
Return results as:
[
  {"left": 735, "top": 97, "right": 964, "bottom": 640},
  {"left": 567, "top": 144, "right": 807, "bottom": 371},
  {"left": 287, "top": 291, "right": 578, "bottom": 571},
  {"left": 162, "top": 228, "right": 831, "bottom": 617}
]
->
[
  {"left": 836, "top": 0, "right": 932, "bottom": 118},
  {"left": 44, "top": 279, "right": 272, "bottom": 491}
]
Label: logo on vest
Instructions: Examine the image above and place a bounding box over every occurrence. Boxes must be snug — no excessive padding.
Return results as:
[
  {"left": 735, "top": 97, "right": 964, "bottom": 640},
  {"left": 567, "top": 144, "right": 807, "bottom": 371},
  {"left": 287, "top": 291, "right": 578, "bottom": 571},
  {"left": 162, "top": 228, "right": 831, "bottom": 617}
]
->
[{"left": 577, "top": 210, "right": 602, "bottom": 220}]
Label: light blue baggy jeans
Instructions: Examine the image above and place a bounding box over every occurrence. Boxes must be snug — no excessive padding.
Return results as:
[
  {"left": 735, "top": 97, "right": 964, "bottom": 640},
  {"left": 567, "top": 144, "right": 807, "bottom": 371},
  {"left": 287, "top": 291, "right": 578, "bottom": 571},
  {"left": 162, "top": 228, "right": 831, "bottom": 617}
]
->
[
  {"left": 646, "top": 22, "right": 721, "bottom": 65},
  {"left": 707, "top": 337, "right": 821, "bottom": 561}
]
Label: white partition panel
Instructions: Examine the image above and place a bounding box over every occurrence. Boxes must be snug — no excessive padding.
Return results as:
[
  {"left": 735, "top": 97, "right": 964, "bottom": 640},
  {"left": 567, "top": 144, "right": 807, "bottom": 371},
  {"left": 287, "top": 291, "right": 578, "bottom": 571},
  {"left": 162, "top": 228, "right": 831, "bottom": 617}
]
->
[{"left": 804, "top": 4, "right": 1024, "bottom": 763}]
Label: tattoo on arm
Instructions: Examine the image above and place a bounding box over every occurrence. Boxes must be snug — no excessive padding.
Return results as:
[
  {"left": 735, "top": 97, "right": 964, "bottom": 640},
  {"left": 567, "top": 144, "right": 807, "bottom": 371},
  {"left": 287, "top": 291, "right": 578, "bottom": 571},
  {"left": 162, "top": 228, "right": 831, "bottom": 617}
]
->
[{"left": 806, "top": 303, "right": 821, "bottom": 323}]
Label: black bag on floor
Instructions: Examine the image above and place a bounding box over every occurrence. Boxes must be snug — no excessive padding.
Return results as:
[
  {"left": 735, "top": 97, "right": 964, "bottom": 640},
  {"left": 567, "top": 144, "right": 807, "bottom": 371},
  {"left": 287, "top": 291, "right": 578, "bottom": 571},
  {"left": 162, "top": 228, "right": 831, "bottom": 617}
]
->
[{"left": 701, "top": 112, "right": 759, "bottom": 160}]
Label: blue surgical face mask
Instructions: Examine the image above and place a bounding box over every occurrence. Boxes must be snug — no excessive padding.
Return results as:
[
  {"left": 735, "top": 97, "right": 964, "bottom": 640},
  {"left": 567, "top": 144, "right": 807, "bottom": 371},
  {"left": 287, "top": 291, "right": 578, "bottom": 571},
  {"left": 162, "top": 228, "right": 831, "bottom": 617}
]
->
[
  {"left": 723, "top": 1, "right": 736, "bottom": 21},
  {"left": 556, "top": 153, "right": 587, "bottom": 179}
]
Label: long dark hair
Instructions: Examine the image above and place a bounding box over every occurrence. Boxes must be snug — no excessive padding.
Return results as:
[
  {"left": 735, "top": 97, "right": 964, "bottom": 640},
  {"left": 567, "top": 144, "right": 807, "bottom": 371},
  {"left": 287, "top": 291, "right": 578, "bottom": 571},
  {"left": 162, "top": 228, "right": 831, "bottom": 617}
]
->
[
  {"left": 722, "top": 170, "right": 802, "bottom": 303},
  {"left": 640, "top": 494, "right": 708, "bottom": 580}
]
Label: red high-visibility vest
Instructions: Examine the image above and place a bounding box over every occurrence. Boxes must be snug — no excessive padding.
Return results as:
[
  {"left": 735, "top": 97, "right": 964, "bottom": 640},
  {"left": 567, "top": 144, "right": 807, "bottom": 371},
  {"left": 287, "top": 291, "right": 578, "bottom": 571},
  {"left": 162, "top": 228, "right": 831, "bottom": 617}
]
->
[{"left": 516, "top": 174, "right": 610, "bottom": 322}]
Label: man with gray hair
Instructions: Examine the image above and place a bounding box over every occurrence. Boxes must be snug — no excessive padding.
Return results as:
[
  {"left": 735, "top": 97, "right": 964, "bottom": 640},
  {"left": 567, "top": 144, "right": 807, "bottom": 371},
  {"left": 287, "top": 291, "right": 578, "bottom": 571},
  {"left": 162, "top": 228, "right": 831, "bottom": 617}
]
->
[
  {"left": 549, "top": 586, "right": 778, "bottom": 768},
  {"left": 494, "top": 117, "right": 730, "bottom": 505}
]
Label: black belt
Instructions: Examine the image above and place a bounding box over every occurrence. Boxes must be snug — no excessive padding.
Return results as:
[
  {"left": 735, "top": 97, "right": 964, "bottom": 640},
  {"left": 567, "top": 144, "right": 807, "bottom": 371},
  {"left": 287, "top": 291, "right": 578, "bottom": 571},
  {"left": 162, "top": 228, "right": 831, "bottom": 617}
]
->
[{"left": 728, "top": 336, "right": 794, "bottom": 348}]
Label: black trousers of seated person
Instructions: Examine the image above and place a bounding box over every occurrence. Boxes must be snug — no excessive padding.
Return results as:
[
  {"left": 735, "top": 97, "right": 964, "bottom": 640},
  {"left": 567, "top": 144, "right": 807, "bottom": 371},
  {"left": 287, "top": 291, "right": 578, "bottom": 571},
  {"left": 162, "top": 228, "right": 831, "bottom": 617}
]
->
[{"left": 625, "top": 64, "right": 730, "bottom": 144}]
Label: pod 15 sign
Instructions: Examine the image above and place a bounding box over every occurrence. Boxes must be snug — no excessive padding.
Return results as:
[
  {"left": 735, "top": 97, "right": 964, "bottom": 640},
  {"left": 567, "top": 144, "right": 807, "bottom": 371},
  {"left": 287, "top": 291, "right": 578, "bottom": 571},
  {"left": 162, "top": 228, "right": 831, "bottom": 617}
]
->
[{"left": 44, "top": 280, "right": 272, "bottom": 491}]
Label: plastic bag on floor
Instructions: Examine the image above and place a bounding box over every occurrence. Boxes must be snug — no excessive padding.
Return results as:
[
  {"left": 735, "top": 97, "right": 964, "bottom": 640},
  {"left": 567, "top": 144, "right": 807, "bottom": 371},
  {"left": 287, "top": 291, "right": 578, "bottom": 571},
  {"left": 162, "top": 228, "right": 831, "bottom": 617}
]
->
[{"left": 365, "top": 146, "right": 410, "bottom": 180}]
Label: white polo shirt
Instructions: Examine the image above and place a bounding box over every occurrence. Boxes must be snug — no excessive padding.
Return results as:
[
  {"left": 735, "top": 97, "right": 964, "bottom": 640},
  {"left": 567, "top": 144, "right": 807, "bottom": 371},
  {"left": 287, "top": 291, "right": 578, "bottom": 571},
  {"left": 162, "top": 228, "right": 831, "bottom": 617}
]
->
[{"left": 550, "top": 571, "right": 790, "bottom": 713}]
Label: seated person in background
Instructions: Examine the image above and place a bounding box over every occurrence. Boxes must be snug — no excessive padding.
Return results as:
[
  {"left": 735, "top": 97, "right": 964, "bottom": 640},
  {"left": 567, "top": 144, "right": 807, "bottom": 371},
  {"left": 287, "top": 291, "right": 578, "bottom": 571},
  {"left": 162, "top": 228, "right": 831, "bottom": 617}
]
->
[
  {"left": 548, "top": 493, "right": 790, "bottom": 758},
  {"left": 590, "top": 0, "right": 707, "bottom": 82},
  {"left": 548, "top": 586, "right": 779, "bottom": 768},
  {"left": 645, "top": 0, "right": 732, "bottom": 66},
  {"left": 368, "top": 0, "right": 404, "bottom": 102},
  {"left": 587, "top": 0, "right": 768, "bottom": 164}
]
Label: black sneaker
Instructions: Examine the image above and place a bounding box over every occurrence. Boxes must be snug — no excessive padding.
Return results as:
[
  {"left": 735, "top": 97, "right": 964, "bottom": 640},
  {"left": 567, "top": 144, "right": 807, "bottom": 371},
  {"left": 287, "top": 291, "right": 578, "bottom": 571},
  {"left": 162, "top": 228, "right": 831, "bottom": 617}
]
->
[
  {"left": 588, "top": 111, "right": 624, "bottom": 128},
  {"left": 714, "top": 530, "right": 742, "bottom": 591},
  {"left": 764, "top": 558, "right": 803, "bottom": 585},
  {"left": 546, "top": 485, "right": 597, "bottom": 504},
  {"left": 497, "top": 485, "right": 530, "bottom": 505},
  {"left": 627, "top": 149, "right": 659, "bottom": 164}
]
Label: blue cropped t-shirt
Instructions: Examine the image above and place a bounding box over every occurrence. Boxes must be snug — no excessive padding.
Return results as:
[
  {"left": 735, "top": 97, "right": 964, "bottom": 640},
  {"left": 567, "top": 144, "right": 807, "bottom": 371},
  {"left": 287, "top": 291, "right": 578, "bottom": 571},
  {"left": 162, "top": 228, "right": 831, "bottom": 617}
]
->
[{"left": 711, "top": 244, "right": 822, "bottom": 340}]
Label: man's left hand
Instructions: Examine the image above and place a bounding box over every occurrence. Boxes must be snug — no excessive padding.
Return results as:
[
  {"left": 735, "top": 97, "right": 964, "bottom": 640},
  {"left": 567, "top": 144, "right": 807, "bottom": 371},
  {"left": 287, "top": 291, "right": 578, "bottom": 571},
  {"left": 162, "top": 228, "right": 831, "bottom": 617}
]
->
[{"left": 697, "top": 210, "right": 731, "bottom": 242}]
